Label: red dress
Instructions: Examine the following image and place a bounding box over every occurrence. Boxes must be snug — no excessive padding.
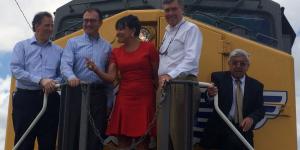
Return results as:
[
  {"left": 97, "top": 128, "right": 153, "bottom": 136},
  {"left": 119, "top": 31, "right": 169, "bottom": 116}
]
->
[{"left": 106, "top": 42, "right": 158, "bottom": 137}]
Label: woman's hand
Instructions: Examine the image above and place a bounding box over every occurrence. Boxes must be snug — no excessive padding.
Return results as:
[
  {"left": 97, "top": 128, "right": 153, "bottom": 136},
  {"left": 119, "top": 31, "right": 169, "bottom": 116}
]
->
[
  {"left": 85, "top": 58, "right": 117, "bottom": 83},
  {"left": 85, "top": 58, "right": 97, "bottom": 71}
]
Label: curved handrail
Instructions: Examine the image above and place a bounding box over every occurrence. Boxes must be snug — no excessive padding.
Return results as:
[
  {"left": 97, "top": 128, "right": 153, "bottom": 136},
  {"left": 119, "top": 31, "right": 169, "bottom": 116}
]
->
[
  {"left": 13, "top": 84, "right": 62, "bottom": 150},
  {"left": 198, "top": 82, "right": 254, "bottom": 150}
]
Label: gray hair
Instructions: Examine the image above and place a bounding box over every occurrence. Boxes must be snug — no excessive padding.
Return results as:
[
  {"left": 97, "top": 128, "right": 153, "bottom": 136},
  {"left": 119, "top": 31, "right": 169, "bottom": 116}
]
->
[
  {"left": 228, "top": 49, "right": 250, "bottom": 63},
  {"left": 162, "top": 0, "right": 183, "bottom": 5}
]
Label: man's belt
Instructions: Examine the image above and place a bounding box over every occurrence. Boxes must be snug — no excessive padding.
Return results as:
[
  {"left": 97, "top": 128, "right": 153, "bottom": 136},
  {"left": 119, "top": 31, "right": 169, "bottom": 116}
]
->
[{"left": 16, "top": 88, "right": 42, "bottom": 93}]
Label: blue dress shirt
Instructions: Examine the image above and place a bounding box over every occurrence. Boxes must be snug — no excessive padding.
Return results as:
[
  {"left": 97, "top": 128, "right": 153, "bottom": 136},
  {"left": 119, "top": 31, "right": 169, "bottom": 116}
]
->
[
  {"left": 61, "top": 33, "right": 112, "bottom": 83},
  {"left": 10, "top": 36, "right": 63, "bottom": 90}
]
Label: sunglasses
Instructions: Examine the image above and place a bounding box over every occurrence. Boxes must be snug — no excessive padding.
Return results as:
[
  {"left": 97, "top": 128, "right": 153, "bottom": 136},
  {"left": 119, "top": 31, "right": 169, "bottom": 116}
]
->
[{"left": 159, "top": 21, "right": 186, "bottom": 56}]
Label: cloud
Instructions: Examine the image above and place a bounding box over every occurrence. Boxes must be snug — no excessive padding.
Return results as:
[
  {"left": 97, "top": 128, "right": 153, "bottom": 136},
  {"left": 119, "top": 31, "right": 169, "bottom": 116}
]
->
[
  {"left": 292, "top": 36, "right": 300, "bottom": 149},
  {"left": 0, "top": 0, "right": 71, "bottom": 51},
  {"left": 292, "top": 36, "right": 300, "bottom": 85},
  {"left": 273, "top": 0, "right": 300, "bottom": 33},
  {"left": 0, "top": 76, "right": 11, "bottom": 150},
  {"left": 292, "top": 35, "right": 300, "bottom": 86}
]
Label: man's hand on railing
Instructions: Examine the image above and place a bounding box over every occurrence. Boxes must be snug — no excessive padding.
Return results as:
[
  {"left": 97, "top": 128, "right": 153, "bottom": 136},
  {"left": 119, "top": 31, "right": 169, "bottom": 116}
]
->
[
  {"left": 40, "top": 78, "right": 57, "bottom": 94},
  {"left": 207, "top": 84, "right": 218, "bottom": 97},
  {"left": 68, "top": 77, "right": 81, "bottom": 87},
  {"left": 158, "top": 74, "right": 172, "bottom": 89}
]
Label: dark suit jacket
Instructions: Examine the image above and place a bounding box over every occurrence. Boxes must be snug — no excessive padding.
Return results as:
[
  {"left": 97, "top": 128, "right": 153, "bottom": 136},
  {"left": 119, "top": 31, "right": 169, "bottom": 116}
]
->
[
  {"left": 210, "top": 71, "right": 265, "bottom": 127},
  {"left": 201, "top": 71, "right": 265, "bottom": 149}
]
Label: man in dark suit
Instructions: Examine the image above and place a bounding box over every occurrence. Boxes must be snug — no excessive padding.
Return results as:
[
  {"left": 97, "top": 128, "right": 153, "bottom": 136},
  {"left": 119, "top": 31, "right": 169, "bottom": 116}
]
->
[{"left": 200, "top": 49, "right": 265, "bottom": 150}]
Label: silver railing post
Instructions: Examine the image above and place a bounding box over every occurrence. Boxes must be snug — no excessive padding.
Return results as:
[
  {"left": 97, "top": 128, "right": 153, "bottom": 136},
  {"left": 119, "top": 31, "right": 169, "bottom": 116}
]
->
[
  {"left": 157, "top": 82, "right": 171, "bottom": 150},
  {"left": 184, "top": 82, "right": 194, "bottom": 150},
  {"left": 78, "top": 84, "right": 90, "bottom": 150}
]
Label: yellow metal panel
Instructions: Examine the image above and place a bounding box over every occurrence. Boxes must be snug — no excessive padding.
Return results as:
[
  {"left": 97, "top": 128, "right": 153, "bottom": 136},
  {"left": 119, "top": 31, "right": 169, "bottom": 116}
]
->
[
  {"left": 191, "top": 20, "right": 224, "bottom": 81},
  {"left": 4, "top": 78, "right": 15, "bottom": 150}
]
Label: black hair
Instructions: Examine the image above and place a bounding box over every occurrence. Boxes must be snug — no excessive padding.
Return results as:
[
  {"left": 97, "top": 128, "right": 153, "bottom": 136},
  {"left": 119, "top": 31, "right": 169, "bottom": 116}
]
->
[
  {"left": 83, "top": 8, "right": 103, "bottom": 20},
  {"left": 32, "top": 11, "right": 52, "bottom": 32},
  {"left": 115, "top": 15, "right": 141, "bottom": 37}
]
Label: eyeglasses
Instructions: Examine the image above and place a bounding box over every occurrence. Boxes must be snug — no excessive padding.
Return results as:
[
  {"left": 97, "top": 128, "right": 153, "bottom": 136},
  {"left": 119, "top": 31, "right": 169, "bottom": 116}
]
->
[
  {"left": 159, "top": 21, "right": 185, "bottom": 56},
  {"left": 231, "top": 61, "right": 249, "bottom": 67},
  {"left": 83, "top": 19, "right": 98, "bottom": 24}
]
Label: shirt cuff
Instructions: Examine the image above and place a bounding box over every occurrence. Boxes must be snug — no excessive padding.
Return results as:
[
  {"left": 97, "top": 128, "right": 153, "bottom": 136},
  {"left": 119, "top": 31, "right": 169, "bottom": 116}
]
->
[
  {"left": 32, "top": 76, "right": 42, "bottom": 84},
  {"left": 67, "top": 75, "right": 77, "bottom": 81},
  {"left": 168, "top": 71, "right": 179, "bottom": 79},
  {"left": 54, "top": 77, "right": 63, "bottom": 84}
]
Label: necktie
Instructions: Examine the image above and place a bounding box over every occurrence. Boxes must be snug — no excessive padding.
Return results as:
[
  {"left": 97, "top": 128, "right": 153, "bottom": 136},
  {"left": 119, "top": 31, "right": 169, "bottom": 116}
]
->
[{"left": 235, "top": 79, "right": 243, "bottom": 124}]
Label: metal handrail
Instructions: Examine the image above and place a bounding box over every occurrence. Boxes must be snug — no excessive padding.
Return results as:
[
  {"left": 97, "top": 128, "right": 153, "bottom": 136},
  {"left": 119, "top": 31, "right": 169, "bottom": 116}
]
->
[
  {"left": 13, "top": 84, "right": 62, "bottom": 150},
  {"left": 198, "top": 81, "right": 255, "bottom": 150}
]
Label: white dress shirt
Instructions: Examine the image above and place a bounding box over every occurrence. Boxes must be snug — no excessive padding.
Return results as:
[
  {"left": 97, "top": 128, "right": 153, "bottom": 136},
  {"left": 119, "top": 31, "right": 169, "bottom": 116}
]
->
[
  {"left": 229, "top": 75, "right": 246, "bottom": 120},
  {"left": 158, "top": 19, "right": 203, "bottom": 78}
]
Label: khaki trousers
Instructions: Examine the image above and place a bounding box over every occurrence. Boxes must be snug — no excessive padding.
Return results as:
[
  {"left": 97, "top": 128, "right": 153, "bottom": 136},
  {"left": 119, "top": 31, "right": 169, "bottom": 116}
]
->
[{"left": 157, "top": 75, "right": 199, "bottom": 150}]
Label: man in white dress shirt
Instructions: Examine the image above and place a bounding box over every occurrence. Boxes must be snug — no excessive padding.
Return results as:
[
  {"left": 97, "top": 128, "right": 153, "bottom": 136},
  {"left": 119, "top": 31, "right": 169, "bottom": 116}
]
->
[{"left": 157, "top": 0, "right": 203, "bottom": 149}]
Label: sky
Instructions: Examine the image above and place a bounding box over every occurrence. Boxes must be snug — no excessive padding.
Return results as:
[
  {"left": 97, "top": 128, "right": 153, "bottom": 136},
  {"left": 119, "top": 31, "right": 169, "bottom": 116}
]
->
[{"left": 0, "top": 0, "right": 299, "bottom": 149}]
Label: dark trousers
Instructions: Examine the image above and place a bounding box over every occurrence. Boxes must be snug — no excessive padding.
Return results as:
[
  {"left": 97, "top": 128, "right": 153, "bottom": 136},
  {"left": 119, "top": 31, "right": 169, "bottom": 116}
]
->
[
  {"left": 58, "top": 85, "right": 107, "bottom": 150},
  {"left": 200, "top": 120, "right": 254, "bottom": 150},
  {"left": 12, "top": 89, "right": 60, "bottom": 150}
]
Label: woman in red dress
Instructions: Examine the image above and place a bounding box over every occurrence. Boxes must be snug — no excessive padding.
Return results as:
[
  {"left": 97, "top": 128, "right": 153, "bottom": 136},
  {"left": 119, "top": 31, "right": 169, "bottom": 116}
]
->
[{"left": 86, "top": 15, "right": 158, "bottom": 150}]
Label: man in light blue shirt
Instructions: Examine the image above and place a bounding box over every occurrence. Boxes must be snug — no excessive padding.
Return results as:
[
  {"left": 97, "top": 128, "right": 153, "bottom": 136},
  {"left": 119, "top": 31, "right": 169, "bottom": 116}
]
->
[
  {"left": 60, "top": 31, "right": 111, "bottom": 84},
  {"left": 10, "top": 11, "right": 62, "bottom": 150},
  {"left": 60, "top": 8, "right": 111, "bottom": 150}
]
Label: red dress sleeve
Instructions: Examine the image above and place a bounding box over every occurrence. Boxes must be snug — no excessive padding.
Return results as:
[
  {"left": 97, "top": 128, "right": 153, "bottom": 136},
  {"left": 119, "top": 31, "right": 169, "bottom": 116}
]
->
[{"left": 109, "top": 48, "right": 118, "bottom": 65}]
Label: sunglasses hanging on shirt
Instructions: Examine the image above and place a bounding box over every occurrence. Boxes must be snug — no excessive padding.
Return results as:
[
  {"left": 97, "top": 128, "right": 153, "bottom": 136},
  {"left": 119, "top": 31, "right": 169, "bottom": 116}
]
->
[{"left": 159, "top": 21, "right": 186, "bottom": 56}]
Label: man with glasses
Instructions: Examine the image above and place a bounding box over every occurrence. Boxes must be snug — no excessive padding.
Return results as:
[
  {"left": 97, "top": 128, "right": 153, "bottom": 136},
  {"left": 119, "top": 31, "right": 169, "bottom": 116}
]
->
[
  {"left": 157, "top": 0, "right": 203, "bottom": 149},
  {"left": 60, "top": 8, "right": 111, "bottom": 150},
  {"left": 201, "top": 49, "right": 265, "bottom": 150},
  {"left": 10, "top": 11, "right": 62, "bottom": 149}
]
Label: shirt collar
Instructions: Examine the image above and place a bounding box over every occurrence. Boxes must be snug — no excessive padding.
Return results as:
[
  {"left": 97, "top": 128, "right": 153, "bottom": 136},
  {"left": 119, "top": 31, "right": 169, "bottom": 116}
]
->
[
  {"left": 166, "top": 18, "right": 185, "bottom": 32},
  {"left": 30, "top": 36, "right": 52, "bottom": 46},
  {"left": 84, "top": 33, "right": 100, "bottom": 42},
  {"left": 231, "top": 75, "right": 246, "bottom": 84}
]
